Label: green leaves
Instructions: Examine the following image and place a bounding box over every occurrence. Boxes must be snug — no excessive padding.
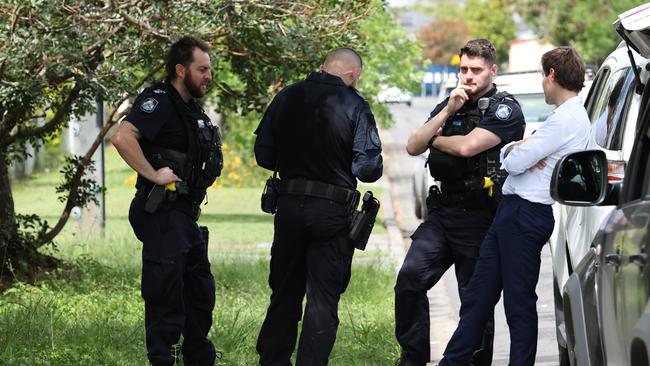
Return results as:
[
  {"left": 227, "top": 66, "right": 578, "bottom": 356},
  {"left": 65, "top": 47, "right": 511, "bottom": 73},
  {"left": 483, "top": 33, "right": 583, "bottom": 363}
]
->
[
  {"left": 55, "top": 156, "right": 104, "bottom": 207},
  {"left": 515, "top": 0, "right": 646, "bottom": 65}
]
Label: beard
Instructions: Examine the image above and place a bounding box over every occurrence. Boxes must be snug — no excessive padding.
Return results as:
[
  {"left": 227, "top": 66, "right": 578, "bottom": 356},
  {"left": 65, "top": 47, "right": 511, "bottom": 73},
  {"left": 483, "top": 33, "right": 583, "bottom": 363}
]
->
[{"left": 184, "top": 71, "right": 206, "bottom": 99}]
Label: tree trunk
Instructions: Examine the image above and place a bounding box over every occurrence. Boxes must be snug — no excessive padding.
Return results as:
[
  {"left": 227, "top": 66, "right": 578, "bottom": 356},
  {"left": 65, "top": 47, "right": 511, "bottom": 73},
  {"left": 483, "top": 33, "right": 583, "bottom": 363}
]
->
[{"left": 0, "top": 149, "right": 18, "bottom": 275}]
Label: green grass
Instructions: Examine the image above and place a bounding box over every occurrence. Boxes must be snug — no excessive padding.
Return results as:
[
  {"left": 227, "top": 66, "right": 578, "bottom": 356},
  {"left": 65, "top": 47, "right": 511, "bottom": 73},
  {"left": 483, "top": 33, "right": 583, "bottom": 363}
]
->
[{"left": 2, "top": 146, "right": 398, "bottom": 365}]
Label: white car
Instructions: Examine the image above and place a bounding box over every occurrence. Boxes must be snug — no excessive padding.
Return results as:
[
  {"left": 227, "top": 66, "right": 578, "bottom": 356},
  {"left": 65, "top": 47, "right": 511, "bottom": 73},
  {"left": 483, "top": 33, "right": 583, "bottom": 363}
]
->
[
  {"left": 411, "top": 72, "right": 555, "bottom": 219},
  {"left": 548, "top": 9, "right": 649, "bottom": 364},
  {"left": 376, "top": 85, "right": 412, "bottom": 106}
]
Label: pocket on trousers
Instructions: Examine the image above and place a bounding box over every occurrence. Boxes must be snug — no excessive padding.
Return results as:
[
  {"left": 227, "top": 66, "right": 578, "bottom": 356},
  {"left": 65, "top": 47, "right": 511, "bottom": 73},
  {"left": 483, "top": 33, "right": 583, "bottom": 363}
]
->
[{"left": 141, "top": 254, "right": 179, "bottom": 304}]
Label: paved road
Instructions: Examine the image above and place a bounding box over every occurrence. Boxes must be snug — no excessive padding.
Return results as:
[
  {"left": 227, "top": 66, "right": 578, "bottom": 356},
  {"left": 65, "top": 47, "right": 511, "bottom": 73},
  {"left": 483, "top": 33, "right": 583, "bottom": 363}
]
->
[{"left": 381, "top": 97, "right": 559, "bottom": 365}]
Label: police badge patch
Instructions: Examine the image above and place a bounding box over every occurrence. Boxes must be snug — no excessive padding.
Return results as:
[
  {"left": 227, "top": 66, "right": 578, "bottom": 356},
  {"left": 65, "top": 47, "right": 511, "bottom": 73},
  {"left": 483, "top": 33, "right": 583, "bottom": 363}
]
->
[
  {"left": 369, "top": 128, "right": 381, "bottom": 148},
  {"left": 140, "top": 98, "right": 158, "bottom": 113},
  {"left": 495, "top": 104, "right": 512, "bottom": 120}
]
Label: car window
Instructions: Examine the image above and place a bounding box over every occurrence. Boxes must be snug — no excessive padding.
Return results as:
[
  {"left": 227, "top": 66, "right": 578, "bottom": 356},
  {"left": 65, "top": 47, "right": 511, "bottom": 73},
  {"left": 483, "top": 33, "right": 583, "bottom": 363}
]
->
[
  {"left": 514, "top": 93, "right": 554, "bottom": 123},
  {"left": 591, "top": 67, "right": 634, "bottom": 149},
  {"left": 606, "top": 70, "right": 635, "bottom": 150},
  {"left": 585, "top": 67, "right": 610, "bottom": 118}
]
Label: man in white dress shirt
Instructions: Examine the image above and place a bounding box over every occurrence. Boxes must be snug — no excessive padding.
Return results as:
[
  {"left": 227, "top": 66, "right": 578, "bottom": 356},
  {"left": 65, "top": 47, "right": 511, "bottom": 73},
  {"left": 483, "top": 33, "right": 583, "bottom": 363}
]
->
[{"left": 438, "top": 47, "right": 594, "bottom": 366}]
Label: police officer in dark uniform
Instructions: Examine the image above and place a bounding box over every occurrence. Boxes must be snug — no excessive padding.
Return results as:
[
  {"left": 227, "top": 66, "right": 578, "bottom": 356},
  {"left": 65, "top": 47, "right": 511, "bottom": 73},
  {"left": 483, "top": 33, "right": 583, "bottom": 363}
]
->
[
  {"left": 254, "top": 47, "right": 383, "bottom": 366},
  {"left": 395, "top": 39, "right": 525, "bottom": 366},
  {"left": 111, "top": 36, "right": 223, "bottom": 366}
]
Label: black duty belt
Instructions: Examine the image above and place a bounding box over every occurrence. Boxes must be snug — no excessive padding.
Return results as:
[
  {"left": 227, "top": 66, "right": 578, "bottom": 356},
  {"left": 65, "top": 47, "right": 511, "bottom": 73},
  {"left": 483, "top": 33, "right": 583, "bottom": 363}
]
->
[
  {"left": 279, "top": 179, "right": 357, "bottom": 205},
  {"left": 135, "top": 185, "right": 202, "bottom": 221}
]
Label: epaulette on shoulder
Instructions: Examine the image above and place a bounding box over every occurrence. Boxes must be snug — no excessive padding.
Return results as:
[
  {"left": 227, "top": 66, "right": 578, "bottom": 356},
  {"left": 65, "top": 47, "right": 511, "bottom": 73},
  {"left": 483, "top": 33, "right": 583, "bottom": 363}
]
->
[{"left": 491, "top": 90, "right": 519, "bottom": 107}]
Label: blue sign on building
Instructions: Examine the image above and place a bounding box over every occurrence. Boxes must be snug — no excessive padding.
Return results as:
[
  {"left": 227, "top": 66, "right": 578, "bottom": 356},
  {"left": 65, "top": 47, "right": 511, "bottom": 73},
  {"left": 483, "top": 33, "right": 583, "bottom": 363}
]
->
[{"left": 419, "top": 64, "right": 459, "bottom": 97}]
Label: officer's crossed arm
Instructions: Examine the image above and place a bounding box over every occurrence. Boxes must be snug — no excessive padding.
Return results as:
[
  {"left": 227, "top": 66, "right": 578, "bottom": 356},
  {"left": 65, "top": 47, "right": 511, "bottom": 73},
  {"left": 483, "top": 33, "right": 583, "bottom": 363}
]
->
[
  {"left": 406, "top": 85, "right": 472, "bottom": 156},
  {"left": 111, "top": 121, "right": 180, "bottom": 185},
  {"left": 431, "top": 127, "right": 501, "bottom": 158}
]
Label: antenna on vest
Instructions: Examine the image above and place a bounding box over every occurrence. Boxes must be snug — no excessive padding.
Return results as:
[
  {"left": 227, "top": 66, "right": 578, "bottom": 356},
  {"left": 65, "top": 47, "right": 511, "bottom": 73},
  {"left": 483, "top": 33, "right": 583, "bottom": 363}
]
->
[{"left": 478, "top": 97, "right": 490, "bottom": 117}]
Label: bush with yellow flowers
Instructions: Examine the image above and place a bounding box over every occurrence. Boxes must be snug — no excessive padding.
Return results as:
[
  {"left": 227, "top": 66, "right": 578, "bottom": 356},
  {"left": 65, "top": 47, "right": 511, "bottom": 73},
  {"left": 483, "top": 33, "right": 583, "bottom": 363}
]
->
[{"left": 210, "top": 143, "right": 267, "bottom": 189}]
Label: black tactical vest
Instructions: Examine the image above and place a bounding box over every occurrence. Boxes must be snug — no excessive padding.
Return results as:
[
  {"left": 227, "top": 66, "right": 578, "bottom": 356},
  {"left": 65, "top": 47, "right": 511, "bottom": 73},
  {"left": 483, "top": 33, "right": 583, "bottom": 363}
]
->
[
  {"left": 427, "top": 91, "right": 515, "bottom": 189},
  {"left": 139, "top": 82, "right": 223, "bottom": 190}
]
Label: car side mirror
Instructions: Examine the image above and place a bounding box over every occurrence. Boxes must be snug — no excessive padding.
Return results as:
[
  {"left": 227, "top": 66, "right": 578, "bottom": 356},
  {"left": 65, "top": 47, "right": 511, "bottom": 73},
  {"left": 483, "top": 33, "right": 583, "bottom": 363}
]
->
[{"left": 550, "top": 150, "right": 608, "bottom": 206}]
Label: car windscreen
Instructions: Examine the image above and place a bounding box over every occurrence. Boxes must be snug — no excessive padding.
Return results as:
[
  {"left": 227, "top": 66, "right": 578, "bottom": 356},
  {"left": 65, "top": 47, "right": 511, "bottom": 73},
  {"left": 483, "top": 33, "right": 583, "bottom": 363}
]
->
[{"left": 514, "top": 93, "right": 555, "bottom": 123}]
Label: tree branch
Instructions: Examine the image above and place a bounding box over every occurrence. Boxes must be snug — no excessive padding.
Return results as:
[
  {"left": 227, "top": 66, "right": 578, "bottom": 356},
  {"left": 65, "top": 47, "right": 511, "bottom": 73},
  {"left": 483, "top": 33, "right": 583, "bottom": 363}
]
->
[
  {"left": 38, "top": 62, "right": 164, "bottom": 245},
  {"left": 119, "top": 11, "right": 169, "bottom": 40},
  {"left": 2, "top": 86, "right": 81, "bottom": 145}
]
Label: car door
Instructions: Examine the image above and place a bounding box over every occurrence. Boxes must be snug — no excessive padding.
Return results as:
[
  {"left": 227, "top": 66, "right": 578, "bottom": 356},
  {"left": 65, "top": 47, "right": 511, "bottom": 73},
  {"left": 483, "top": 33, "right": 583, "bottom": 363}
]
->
[
  {"left": 598, "top": 104, "right": 650, "bottom": 363},
  {"left": 563, "top": 58, "right": 636, "bottom": 279}
]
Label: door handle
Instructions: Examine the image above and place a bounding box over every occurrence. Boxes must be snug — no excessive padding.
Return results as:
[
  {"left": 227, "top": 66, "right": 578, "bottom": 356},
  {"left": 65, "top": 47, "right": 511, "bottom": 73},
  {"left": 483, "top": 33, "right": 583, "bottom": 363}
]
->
[
  {"left": 629, "top": 253, "right": 648, "bottom": 267},
  {"left": 605, "top": 254, "right": 624, "bottom": 266}
]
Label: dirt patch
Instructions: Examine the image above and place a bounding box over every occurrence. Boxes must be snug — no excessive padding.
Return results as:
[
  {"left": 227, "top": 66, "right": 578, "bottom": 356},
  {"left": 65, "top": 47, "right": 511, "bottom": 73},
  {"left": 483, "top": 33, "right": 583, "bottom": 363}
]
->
[{"left": 0, "top": 253, "right": 61, "bottom": 293}]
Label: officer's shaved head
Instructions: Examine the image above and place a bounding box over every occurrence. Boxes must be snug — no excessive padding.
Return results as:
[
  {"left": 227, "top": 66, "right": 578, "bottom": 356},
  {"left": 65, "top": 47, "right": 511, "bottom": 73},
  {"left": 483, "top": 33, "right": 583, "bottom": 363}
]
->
[
  {"left": 321, "top": 47, "right": 363, "bottom": 87},
  {"left": 324, "top": 48, "right": 363, "bottom": 69}
]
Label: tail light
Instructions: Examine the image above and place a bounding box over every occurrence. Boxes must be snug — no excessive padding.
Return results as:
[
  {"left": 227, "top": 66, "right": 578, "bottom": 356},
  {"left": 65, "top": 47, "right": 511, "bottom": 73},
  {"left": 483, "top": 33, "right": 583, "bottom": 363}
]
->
[{"left": 607, "top": 160, "right": 625, "bottom": 182}]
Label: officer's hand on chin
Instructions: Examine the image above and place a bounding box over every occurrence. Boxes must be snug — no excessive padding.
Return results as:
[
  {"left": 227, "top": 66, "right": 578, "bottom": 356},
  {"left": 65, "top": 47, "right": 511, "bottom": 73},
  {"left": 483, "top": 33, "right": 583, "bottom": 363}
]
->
[
  {"left": 446, "top": 85, "right": 471, "bottom": 114},
  {"left": 153, "top": 167, "right": 180, "bottom": 186}
]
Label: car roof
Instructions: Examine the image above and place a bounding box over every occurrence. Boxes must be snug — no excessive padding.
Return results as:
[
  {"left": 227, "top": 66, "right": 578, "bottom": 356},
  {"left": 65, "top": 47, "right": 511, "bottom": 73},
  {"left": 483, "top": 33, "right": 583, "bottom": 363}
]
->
[{"left": 494, "top": 71, "right": 544, "bottom": 95}]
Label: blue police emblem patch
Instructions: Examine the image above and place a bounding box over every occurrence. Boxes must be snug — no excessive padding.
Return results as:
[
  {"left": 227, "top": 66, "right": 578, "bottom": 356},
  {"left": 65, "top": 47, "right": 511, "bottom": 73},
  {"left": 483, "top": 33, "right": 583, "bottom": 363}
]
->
[
  {"left": 140, "top": 98, "right": 158, "bottom": 113},
  {"left": 495, "top": 104, "right": 512, "bottom": 120}
]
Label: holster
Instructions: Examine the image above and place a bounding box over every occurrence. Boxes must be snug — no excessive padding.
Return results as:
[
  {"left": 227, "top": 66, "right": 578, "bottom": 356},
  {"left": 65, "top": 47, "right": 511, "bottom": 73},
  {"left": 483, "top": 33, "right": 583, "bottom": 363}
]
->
[
  {"left": 426, "top": 182, "right": 487, "bottom": 210},
  {"left": 144, "top": 185, "right": 166, "bottom": 214},
  {"left": 349, "top": 191, "right": 380, "bottom": 250},
  {"left": 200, "top": 226, "right": 209, "bottom": 246},
  {"left": 261, "top": 176, "right": 280, "bottom": 214}
]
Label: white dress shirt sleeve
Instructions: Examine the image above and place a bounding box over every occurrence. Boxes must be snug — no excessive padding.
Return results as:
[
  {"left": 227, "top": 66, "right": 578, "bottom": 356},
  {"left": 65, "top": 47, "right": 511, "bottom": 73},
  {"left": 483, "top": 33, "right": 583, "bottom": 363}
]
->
[{"left": 501, "top": 114, "right": 567, "bottom": 175}]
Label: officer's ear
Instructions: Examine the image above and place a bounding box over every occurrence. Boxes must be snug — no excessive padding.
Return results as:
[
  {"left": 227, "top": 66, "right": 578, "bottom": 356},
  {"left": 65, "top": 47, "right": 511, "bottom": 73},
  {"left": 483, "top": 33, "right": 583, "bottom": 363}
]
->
[
  {"left": 175, "top": 63, "right": 186, "bottom": 80},
  {"left": 490, "top": 63, "right": 497, "bottom": 77}
]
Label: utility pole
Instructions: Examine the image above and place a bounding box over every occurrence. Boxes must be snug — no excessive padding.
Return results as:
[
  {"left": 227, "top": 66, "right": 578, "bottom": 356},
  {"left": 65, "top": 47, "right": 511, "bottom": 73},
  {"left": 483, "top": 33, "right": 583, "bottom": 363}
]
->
[{"left": 67, "top": 97, "right": 105, "bottom": 234}]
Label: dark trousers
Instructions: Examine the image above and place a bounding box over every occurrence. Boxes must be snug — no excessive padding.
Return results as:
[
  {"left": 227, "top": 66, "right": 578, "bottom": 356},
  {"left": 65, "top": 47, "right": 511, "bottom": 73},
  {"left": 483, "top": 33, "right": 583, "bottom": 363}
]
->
[
  {"left": 257, "top": 195, "right": 355, "bottom": 366},
  {"left": 129, "top": 197, "right": 217, "bottom": 366},
  {"left": 395, "top": 206, "right": 495, "bottom": 366},
  {"left": 440, "top": 195, "right": 554, "bottom": 366}
]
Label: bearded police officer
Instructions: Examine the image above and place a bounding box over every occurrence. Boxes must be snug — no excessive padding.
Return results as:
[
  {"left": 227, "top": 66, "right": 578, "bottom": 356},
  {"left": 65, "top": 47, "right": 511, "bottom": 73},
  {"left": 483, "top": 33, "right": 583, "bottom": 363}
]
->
[
  {"left": 111, "top": 36, "right": 222, "bottom": 366},
  {"left": 254, "top": 47, "right": 383, "bottom": 366},
  {"left": 395, "top": 39, "right": 525, "bottom": 366}
]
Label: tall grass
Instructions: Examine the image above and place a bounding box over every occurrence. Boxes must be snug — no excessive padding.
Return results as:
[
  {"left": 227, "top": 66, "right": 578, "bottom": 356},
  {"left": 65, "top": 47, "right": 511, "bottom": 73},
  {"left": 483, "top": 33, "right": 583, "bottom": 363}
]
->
[{"left": 0, "top": 237, "right": 399, "bottom": 365}]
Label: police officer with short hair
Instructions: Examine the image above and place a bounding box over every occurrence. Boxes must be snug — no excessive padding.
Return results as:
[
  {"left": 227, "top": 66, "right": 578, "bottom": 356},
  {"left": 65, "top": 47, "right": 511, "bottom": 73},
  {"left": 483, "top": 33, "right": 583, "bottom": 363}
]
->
[
  {"left": 111, "top": 36, "right": 222, "bottom": 366},
  {"left": 254, "top": 47, "right": 383, "bottom": 366},
  {"left": 395, "top": 39, "right": 525, "bottom": 366}
]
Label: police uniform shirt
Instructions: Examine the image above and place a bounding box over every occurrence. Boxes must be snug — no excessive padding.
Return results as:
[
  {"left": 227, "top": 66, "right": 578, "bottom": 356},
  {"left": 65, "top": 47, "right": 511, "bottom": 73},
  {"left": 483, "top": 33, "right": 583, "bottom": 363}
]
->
[
  {"left": 254, "top": 71, "right": 383, "bottom": 189},
  {"left": 124, "top": 83, "right": 190, "bottom": 188},
  {"left": 427, "top": 86, "right": 525, "bottom": 151},
  {"left": 125, "top": 83, "right": 189, "bottom": 153}
]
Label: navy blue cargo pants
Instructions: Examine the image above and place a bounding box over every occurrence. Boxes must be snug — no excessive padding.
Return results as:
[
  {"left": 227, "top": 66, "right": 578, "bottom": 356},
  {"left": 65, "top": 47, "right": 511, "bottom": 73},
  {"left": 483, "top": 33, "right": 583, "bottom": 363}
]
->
[
  {"left": 256, "top": 194, "right": 355, "bottom": 366},
  {"left": 440, "top": 194, "right": 554, "bottom": 366},
  {"left": 395, "top": 206, "right": 495, "bottom": 366},
  {"left": 129, "top": 197, "right": 217, "bottom": 366}
]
